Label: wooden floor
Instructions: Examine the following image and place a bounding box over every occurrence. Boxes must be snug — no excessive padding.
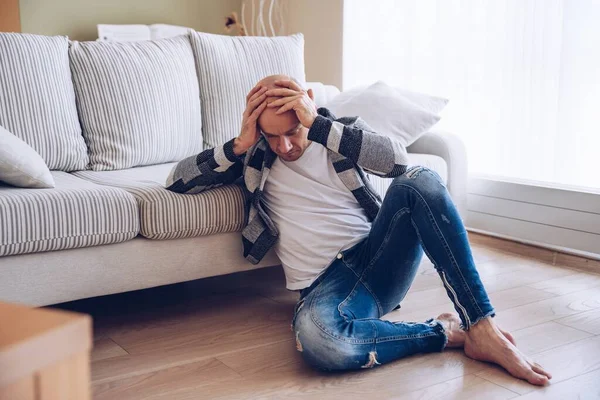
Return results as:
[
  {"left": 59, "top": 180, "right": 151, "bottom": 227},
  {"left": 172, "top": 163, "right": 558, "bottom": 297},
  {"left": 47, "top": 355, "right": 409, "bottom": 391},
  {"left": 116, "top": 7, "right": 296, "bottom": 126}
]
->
[{"left": 56, "top": 236, "right": 600, "bottom": 400}]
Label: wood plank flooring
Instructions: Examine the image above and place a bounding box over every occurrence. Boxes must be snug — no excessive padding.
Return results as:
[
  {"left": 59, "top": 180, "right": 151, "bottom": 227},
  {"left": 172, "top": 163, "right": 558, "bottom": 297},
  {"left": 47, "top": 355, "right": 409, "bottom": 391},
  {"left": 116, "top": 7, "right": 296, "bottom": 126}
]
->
[{"left": 54, "top": 234, "right": 600, "bottom": 399}]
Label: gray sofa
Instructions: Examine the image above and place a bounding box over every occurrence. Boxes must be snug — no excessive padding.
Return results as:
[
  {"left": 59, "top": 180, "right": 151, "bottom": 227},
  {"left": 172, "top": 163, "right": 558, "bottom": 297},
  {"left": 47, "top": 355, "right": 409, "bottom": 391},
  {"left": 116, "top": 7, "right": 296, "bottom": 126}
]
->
[{"left": 0, "top": 34, "right": 467, "bottom": 307}]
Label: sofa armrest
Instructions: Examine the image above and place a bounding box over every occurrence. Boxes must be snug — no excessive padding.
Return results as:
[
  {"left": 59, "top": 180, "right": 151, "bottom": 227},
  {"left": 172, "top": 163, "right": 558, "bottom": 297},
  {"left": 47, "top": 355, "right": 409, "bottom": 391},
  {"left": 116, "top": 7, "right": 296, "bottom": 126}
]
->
[{"left": 407, "top": 130, "right": 468, "bottom": 215}]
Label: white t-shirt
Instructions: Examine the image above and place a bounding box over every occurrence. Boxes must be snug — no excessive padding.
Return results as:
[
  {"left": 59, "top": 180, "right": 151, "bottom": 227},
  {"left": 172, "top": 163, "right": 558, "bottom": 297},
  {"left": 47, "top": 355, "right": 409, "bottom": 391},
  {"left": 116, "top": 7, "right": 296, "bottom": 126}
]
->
[{"left": 262, "top": 142, "right": 372, "bottom": 290}]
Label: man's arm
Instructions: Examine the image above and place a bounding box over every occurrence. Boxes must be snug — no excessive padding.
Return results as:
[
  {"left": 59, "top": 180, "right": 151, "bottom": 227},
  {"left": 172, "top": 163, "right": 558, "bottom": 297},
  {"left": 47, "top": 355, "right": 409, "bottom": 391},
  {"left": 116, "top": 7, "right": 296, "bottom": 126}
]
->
[
  {"left": 166, "top": 139, "right": 244, "bottom": 194},
  {"left": 308, "top": 110, "right": 409, "bottom": 178},
  {"left": 167, "top": 84, "right": 269, "bottom": 194}
]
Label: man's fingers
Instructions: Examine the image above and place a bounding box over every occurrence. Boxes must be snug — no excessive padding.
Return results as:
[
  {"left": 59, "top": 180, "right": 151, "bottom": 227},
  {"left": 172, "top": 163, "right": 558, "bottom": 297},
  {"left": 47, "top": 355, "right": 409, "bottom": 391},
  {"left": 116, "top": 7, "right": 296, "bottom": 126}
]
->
[
  {"left": 243, "top": 96, "right": 264, "bottom": 119},
  {"left": 267, "top": 94, "right": 303, "bottom": 108},
  {"left": 245, "top": 86, "right": 260, "bottom": 102},
  {"left": 248, "top": 93, "right": 267, "bottom": 110},
  {"left": 243, "top": 89, "right": 266, "bottom": 119},
  {"left": 275, "top": 99, "right": 300, "bottom": 114},
  {"left": 246, "top": 85, "right": 263, "bottom": 102},
  {"left": 249, "top": 101, "right": 268, "bottom": 121},
  {"left": 246, "top": 91, "right": 268, "bottom": 116},
  {"left": 247, "top": 87, "right": 267, "bottom": 106},
  {"left": 248, "top": 87, "right": 268, "bottom": 105},
  {"left": 265, "top": 88, "right": 300, "bottom": 97},
  {"left": 275, "top": 79, "right": 303, "bottom": 91}
]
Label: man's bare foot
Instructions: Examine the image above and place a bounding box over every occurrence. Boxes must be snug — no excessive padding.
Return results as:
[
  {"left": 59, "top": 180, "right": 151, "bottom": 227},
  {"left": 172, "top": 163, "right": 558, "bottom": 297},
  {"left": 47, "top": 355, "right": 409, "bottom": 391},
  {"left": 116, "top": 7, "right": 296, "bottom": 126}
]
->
[
  {"left": 437, "top": 313, "right": 515, "bottom": 348},
  {"left": 464, "top": 317, "right": 552, "bottom": 386},
  {"left": 500, "top": 328, "right": 516, "bottom": 346},
  {"left": 437, "top": 313, "right": 465, "bottom": 348}
]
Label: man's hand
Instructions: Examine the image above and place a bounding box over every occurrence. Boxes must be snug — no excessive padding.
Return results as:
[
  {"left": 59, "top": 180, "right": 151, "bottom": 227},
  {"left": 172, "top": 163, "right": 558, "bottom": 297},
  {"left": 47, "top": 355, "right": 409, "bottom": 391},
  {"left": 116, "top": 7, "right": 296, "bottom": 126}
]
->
[
  {"left": 265, "top": 80, "right": 318, "bottom": 129},
  {"left": 234, "top": 85, "right": 268, "bottom": 156}
]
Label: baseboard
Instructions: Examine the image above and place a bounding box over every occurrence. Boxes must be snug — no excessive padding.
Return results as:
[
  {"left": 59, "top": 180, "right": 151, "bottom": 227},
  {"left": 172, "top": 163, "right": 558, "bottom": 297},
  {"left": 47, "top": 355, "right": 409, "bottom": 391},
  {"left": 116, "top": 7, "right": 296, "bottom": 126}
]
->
[{"left": 467, "top": 229, "right": 600, "bottom": 275}]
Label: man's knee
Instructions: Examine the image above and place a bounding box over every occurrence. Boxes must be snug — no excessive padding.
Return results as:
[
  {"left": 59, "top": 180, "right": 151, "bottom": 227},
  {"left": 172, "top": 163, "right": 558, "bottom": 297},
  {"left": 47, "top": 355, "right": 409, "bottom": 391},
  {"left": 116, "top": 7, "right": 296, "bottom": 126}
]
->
[{"left": 390, "top": 166, "right": 446, "bottom": 199}]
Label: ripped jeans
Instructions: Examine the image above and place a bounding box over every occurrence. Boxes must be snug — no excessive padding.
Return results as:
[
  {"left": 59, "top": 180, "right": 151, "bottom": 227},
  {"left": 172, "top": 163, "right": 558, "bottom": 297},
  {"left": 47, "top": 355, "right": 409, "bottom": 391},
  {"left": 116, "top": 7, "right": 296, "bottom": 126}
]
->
[{"left": 291, "top": 166, "right": 495, "bottom": 371}]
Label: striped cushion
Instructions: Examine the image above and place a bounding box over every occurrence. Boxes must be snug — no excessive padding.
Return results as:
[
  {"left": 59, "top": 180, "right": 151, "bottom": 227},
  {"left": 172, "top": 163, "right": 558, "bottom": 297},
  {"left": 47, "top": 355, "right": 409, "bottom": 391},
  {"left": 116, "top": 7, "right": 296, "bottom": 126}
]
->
[
  {"left": 0, "top": 173, "right": 139, "bottom": 256},
  {"left": 0, "top": 33, "right": 88, "bottom": 171},
  {"left": 74, "top": 163, "right": 245, "bottom": 240},
  {"left": 369, "top": 153, "right": 448, "bottom": 199},
  {"left": 69, "top": 35, "right": 202, "bottom": 171},
  {"left": 190, "top": 32, "right": 305, "bottom": 148}
]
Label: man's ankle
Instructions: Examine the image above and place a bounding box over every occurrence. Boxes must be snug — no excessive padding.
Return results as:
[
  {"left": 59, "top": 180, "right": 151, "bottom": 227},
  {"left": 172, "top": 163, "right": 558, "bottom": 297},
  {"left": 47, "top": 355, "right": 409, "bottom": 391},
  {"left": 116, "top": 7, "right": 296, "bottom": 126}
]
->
[{"left": 468, "top": 316, "right": 497, "bottom": 334}]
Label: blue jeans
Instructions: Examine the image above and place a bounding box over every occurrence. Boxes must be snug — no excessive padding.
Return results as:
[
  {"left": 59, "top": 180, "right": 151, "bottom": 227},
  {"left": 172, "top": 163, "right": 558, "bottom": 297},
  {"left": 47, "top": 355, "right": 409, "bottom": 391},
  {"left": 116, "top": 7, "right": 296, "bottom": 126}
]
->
[{"left": 291, "top": 166, "right": 495, "bottom": 371}]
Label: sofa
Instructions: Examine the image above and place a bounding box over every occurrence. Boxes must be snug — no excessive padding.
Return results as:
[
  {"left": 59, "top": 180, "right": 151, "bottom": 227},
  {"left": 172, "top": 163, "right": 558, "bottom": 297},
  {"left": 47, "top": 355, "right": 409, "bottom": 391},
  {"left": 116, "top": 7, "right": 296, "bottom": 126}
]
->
[{"left": 0, "top": 32, "right": 467, "bottom": 307}]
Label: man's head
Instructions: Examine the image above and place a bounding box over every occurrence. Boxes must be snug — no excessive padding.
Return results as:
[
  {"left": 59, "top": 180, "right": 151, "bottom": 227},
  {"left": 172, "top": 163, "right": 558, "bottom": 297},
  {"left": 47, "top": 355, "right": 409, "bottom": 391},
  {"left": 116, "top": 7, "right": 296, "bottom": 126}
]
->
[{"left": 256, "top": 74, "right": 314, "bottom": 162}]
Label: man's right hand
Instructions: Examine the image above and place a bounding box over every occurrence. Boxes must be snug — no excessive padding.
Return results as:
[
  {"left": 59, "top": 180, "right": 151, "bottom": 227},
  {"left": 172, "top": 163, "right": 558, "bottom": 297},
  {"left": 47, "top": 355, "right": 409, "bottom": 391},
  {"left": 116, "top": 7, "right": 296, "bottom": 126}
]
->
[{"left": 233, "top": 85, "right": 268, "bottom": 156}]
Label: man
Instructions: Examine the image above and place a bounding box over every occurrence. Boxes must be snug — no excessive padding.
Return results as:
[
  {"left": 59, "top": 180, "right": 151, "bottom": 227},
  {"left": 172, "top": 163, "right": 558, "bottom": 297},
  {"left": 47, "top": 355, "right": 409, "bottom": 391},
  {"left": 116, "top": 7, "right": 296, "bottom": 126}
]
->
[{"left": 166, "top": 74, "right": 552, "bottom": 385}]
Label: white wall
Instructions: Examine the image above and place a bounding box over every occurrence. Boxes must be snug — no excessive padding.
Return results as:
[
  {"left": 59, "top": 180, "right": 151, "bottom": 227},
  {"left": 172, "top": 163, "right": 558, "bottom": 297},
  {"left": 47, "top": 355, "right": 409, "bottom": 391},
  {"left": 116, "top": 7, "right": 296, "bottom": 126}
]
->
[
  {"left": 285, "top": 0, "right": 344, "bottom": 88},
  {"left": 19, "top": 0, "right": 240, "bottom": 41}
]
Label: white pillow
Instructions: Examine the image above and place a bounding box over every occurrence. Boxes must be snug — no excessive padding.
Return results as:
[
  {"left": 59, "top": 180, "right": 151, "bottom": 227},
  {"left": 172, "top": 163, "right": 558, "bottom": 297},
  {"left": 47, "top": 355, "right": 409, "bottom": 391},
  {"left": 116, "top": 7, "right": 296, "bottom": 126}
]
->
[
  {"left": 327, "top": 81, "right": 448, "bottom": 115},
  {"left": 0, "top": 126, "right": 55, "bottom": 188},
  {"left": 325, "top": 81, "right": 442, "bottom": 147},
  {"left": 306, "top": 82, "right": 341, "bottom": 108}
]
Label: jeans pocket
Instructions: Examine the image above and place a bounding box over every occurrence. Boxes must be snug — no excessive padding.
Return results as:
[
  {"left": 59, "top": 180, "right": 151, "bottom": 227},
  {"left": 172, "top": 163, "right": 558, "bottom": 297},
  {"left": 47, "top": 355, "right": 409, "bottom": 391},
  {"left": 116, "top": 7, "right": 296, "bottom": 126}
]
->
[{"left": 340, "top": 238, "right": 366, "bottom": 269}]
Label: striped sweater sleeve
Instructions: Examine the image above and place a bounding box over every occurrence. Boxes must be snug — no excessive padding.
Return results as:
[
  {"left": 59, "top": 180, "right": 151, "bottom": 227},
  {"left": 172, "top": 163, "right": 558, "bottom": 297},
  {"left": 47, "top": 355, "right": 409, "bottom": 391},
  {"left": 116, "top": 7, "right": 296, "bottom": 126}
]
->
[
  {"left": 165, "top": 138, "right": 244, "bottom": 194},
  {"left": 307, "top": 110, "right": 409, "bottom": 178}
]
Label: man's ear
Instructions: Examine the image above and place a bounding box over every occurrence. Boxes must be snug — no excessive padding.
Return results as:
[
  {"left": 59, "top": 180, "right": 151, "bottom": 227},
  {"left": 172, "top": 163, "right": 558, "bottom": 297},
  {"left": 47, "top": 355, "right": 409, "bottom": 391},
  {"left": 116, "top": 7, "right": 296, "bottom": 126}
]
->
[{"left": 307, "top": 88, "right": 314, "bottom": 100}]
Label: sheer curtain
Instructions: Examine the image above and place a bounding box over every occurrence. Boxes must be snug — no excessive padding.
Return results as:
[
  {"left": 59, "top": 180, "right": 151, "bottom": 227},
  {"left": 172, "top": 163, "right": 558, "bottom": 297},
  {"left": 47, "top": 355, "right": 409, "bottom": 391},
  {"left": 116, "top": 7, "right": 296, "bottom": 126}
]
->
[{"left": 343, "top": 0, "right": 600, "bottom": 191}]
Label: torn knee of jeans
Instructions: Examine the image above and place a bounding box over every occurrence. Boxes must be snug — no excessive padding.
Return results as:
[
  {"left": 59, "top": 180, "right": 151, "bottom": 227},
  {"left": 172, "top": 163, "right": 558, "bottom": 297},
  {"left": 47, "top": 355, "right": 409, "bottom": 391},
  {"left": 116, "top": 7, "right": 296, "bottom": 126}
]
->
[
  {"left": 405, "top": 166, "right": 424, "bottom": 179},
  {"left": 295, "top": 331, "right": 303, "bottom": 352},
  {"left": 361, "top": 351, "right": 381, "bottom": 368}
]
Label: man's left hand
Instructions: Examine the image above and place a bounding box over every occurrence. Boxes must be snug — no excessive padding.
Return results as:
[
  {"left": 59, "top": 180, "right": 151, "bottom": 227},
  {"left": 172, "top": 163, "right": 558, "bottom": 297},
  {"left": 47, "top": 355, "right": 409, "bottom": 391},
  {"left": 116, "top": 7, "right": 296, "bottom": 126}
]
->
[{"left": 265, "top": 80, "right": 318, "bottom": 129}]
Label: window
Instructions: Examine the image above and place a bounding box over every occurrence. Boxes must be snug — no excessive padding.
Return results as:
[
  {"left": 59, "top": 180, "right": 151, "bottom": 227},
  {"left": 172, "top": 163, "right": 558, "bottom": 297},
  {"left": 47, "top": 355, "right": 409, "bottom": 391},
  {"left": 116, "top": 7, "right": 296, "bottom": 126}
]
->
[{"left": 344, "top": 0, "right": 600, "bottom": 192}]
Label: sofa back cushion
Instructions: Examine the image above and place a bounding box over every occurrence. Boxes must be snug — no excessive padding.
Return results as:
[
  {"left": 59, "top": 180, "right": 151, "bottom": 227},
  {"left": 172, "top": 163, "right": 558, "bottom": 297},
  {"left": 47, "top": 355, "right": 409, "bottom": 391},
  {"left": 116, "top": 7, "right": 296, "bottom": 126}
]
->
[
  {"left": 190, "top": 32, "right": 305, "bottom": 148},
  {"left": 0, "top": 33, "right": 88, "bottom": 171},
  {"left": 69, "top": 35, "right": 202, "bottom": 171}
]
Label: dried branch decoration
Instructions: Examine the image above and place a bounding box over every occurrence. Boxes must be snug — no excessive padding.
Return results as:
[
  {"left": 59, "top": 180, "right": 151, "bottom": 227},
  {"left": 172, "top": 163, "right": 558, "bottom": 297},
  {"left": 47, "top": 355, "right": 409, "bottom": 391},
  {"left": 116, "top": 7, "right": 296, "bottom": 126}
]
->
[
  {"left": 224, "top": 12, "right": 247, "bottom": 36},
  {"left": 225, "top": 0, "right": 286, "bottom": 36}
]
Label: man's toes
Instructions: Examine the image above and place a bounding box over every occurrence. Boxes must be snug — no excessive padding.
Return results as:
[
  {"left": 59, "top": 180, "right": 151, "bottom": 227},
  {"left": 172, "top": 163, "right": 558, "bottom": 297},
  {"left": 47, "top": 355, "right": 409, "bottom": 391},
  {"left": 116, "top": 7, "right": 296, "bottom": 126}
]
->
[
  {"left": 508, "top": 361, "right": 548, "bottom": 386},
  {"left": 526, "top": 370, "right": 550, "bottom": 386},
  {"left": 501, "top": 329, "right": 516, "bottom": 346},
  {"left": 515, "top": 362, "right": 550, "bottom": 386},
  {"left": 532, "top": 363, "right": 552, "bottom": 379}
]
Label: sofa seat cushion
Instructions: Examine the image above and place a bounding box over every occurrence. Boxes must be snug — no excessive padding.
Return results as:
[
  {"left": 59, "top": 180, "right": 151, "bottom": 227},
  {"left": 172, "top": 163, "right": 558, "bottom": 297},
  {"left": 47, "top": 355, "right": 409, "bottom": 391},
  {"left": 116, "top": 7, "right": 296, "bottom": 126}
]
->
[
  {"left": 73, "top": 163, "right": 245, "bottom": 240},
  {"left": 0, "top": 173, "right": 139, "bottom": 256},
  {"left": 369, "top": 153, "right": 448, "bottom": 199}
]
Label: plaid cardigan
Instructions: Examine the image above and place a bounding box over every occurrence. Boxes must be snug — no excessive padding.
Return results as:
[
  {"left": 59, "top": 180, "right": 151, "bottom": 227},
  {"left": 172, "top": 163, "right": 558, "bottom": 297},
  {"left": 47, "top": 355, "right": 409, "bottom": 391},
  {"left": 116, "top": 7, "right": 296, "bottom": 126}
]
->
[{"left": 166, "top": 108, "right": 409, "bottom": 264}]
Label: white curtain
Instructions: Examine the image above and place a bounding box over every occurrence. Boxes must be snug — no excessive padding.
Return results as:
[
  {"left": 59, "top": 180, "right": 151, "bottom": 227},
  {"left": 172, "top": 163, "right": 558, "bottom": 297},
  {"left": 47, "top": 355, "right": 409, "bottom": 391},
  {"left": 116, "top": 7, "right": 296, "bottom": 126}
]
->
[{"left": 343, "top": 0, "right": 600, "bottom": 190}]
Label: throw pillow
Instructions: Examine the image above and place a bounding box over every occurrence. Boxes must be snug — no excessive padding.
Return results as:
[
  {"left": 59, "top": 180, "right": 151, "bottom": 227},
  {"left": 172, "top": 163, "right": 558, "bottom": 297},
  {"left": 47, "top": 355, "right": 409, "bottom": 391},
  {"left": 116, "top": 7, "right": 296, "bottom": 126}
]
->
[
  {"left": 325, "top": 81, "right": 442, "bottom": 147},
  {"left": 190, "top": 32, "right": 305, "bottom": 148},
  {"left": 0, "top": 125, "right": 55, "bottom": 188},
  {"left": 306, "top": 82, "right": 341, "bottom": 108},
  {"left": 0, "top": 33, "right": 88, "bottom": 171},
  {"left": 327, "top": 81, "right": 448, "bottom": 115},
  {"left": 69, "top": 35, "right": 202, "bottom": 171}
]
